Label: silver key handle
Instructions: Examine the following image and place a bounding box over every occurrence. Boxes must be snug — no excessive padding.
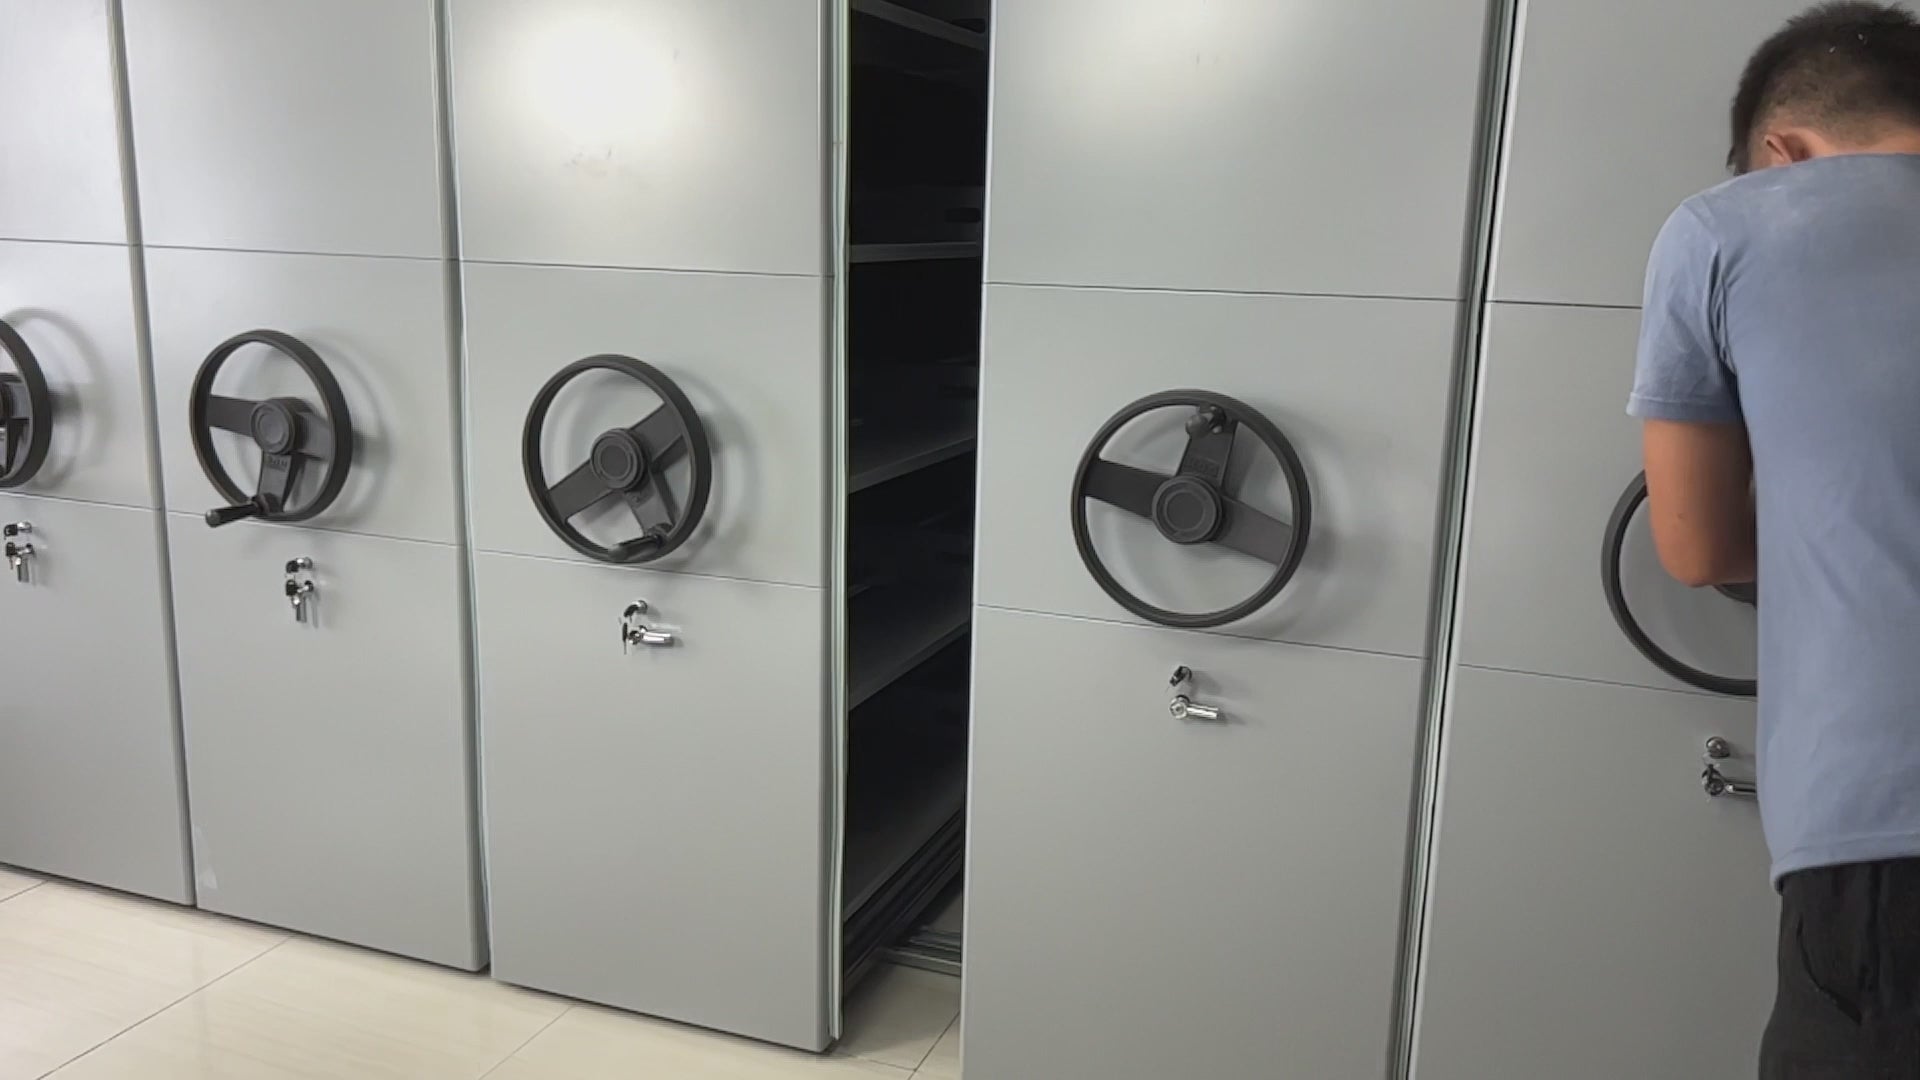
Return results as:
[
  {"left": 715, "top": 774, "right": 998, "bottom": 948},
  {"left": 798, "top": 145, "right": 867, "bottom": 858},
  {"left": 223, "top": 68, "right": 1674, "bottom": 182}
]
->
[{"left": 622, "top": 601, "right": 677, "bottom": 653}]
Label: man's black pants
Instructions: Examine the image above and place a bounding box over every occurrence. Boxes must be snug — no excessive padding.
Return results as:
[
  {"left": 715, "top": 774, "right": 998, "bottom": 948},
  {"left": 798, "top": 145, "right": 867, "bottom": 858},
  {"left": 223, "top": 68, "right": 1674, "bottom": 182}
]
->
[{"left": 1762, "top": 858, "right": 1920, "bottom": 1077}]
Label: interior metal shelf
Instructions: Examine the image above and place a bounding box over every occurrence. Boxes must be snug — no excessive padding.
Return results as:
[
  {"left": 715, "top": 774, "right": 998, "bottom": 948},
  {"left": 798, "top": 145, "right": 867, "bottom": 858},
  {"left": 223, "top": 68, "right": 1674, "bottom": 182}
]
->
[
  {"left": 842, "top": 754, "right": 967, "bottom": 920},
  {"left": 847, "top": 574, "right": 971, "bottom": 708},
  {"left": 850, "top": 241, "right": 984, "bottom": 264},
  {"left": 850, "top": 410, "right": 978, "bottom": 493},
  {"left": 852, "top": 0, "right": 986, "bottom": 51}
]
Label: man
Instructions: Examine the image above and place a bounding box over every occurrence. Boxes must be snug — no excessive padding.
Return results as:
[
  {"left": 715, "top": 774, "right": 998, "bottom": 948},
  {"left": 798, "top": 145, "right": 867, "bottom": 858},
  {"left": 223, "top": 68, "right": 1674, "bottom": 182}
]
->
[{"left": 1630, "top": 2, "right": 1920, "bottom": 1073}]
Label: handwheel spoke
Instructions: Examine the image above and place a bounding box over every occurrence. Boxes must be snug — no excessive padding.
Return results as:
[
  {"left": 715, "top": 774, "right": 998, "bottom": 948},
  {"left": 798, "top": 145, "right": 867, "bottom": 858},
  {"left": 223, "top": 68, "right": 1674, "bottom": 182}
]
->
[
  {"left": 626, "top": 478, "right": 680, "bottom": 536},
  {"left": 1215, "top": 497, "right": 1295, "bottom": 566},
  {"left": 255, "top": 452, "right": 300, "bottom": 513},
  {"left": 1175, "top": 412, "right": 1238, "bottom": 488},
  {"left": 548, "top": 462, "right": 616, "bottom": 520},
  {"left": 206, "top": 395, "right": 262, "bottom": 436},
  {"left": 0, "top": 376, "right": 27, "bottom": 416},
  {"left": 289, "top": 402, "right": 336, "bottom": 460},
  {"left": 1083, "top": 459, "right": 1167, "bottom": 519},
  {"left": 629, "top": 405, "right": 686, "bottom": 456},
  {"left": 0, "top": 419, "right": 18, "bottom": 471}
]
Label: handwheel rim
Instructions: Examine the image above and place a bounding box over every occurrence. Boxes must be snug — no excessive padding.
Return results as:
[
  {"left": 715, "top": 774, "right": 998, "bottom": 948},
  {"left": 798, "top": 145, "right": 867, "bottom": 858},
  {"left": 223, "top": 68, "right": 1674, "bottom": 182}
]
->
[
  {"left": 0, "top": 318, "right": 55, "bottom": 489},
  {"left": 188, "top": 329, "right": 355, "bottom": 523},
  {"left": 1601, "top": 472, "right": 1756, "bottom": 698},
  {"left": 1070, "top": 390, "right": 1311, "bottom": 629},
  {"left": 522, "top": 355, "right": 713, "bottom": 566}
]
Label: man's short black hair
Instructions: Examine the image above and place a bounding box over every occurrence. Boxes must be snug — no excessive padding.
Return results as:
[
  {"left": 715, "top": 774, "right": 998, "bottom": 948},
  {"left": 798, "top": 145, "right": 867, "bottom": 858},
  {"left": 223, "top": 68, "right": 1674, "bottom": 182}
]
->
[{"left": 1730, "top": 2, "right": 1920, "bottom": 172}]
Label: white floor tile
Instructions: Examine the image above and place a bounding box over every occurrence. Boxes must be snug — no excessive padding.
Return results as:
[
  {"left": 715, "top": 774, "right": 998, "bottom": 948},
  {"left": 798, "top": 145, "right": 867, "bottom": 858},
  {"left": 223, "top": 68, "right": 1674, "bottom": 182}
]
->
[
  {"left": 50, "top": 936, "right": 567, "bottom": 1080},
  {"left": 0, "top": 865, "right": 40, "bottom": 902},
  {"left": 0, "top": 883, "right": 283, "bottom": 1079},
  {"left": 484, "top": 1004, "right": 913, "bottom": 1080},
  {"left": 915, "top": 1018, "right": 960, "bottom": 1080},
  {"left": 838, "top": 966, "right": 960, "bottom": 1070}
]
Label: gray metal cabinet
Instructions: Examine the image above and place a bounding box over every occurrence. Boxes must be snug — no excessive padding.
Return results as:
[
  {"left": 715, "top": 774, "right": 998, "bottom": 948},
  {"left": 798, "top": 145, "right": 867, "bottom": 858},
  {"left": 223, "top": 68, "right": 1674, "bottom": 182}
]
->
[
  {"left": 967, "top": 1, "right": 1493, "bottom": 1074},
  {"left": 1413, "top": 669, "right": 1771, "bottom": 1080},
  {"left": 124, "top": 0, "right": 482, "bottom": 967},
  {"left": 1409, "top": 2, "right": 1784, "bottom": 1074},
  {"left": 0, "top": 2, "right": 193, "bottom": 902},
  {"left": 474, "top": 552, "right": 829, "bottom": 1047},
  {"left": 448, "top": 0, "right": 834, "bottom": 1047},
  {"left": 0, "top": 495, "right": 189, "bottom": 901},
  {"left": 966, "top": 608, "right": 1428, "bottom": 1079}
]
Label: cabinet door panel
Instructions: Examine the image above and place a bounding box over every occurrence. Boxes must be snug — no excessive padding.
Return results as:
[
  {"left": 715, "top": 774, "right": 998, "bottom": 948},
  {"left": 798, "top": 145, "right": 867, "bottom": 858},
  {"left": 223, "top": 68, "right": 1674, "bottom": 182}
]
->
[
  {"left": 448, "top": 0, "right": 826, "bottom": 275},
  {"left": 1457, "top": 304, "right": 1754, "bottom": 690},
  {"left": 0, "top": 240, "right": 157, "bottom": 508},
  {"left": 170, "top": 518, "right": 482, "bottom": 969},
  {"left": 463, "top": 263, "right": 826, "bottom": 586},
  {"left": 146, "top": 247, "right": 461, "bottom": 546},
  {"left": 0, "top": 494, "right": 191, "bottom": 902},
  {"left": 1414, "top": 666, "right": 1771, "bottom": 1080},
  {"left": 1490, "top": 0, "right": 1809, "bottom": 306},
  {"left": 476, "top": 552, "right": 830, "bottom": 1049},
  {"left": 965, "top": 607, "right": 1424, "bottom": 1079},
  {"left": 976, "top": 284, "right": 1457, "bottom": 656},
  {"left": 0, "top": 0, "right": 126, "bottom": 244},
  {"left": 986, "top": 0, "right": 1490, "bottom": 299},
  {"left": 122, "top": 0, "right": 444, "bottom": 258}
]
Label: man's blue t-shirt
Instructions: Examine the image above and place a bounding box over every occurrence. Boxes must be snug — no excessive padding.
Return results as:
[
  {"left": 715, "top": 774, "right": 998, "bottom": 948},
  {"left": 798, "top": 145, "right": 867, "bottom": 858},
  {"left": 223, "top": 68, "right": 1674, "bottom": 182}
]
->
[{"left": 1631, "top": 153, "right": 1920, "bottom": 884}]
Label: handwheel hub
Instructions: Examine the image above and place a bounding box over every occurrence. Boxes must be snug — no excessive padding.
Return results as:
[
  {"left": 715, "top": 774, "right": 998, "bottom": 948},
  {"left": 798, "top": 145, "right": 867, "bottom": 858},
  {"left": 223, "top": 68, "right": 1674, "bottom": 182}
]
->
[
  {"left": 250, "top": 400, "right": 298, "bottom": 455},
  {"left": 1151, "top": 476, "right": 1223, "bottom": 545},
  {"left": 590, "top": 429, "right": 650, "bottom": 491}
]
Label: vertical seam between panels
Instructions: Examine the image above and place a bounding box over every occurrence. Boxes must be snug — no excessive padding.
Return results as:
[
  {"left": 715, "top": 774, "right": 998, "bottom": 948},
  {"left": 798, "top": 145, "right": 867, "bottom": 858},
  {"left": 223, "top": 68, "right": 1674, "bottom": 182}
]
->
[
  {"left": 1388, "top": 0, "right": 1524, "bottom": 1076},
  {"left": 827, "top": 0, "right": 851, "bottom": 1043},
  {"left": 432, "top": 0, "right": 490, "bottom": 962},
  {"left": 107, "top": 0, "right": 198, "bottom": 903}
]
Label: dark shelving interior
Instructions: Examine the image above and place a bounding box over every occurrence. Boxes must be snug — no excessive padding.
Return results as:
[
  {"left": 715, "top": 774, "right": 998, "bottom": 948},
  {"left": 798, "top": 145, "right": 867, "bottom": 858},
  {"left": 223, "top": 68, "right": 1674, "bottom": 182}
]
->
[{"left": 841, "top": 0, "right": 987, "bottom": 984}]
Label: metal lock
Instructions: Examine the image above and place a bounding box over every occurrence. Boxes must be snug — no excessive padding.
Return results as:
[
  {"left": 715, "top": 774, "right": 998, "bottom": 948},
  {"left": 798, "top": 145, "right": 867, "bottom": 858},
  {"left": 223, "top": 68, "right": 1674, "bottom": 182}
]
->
[
  {"left": 621, "top": 600, "right": 677, "bottom": 654},
  {"left": 1168, "top": 665, "right": 1224, "bottom": 723},
  {"left": 283, "top": 556, "right": 317, "bottom": 625},
  {"left": 1701, "top": 736, "right": 1757, "bottom": 800},
  {"left": 3, "top": 522, "right": 33, "bottom": 583}
]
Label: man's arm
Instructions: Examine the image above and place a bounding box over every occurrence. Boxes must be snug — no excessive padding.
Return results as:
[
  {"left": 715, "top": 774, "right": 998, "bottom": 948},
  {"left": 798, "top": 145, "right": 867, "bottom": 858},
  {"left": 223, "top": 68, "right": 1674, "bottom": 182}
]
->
[
  {"left": 1641, "top": 418, "right": 1755, "bottom": 587},
  {"left": 1630, "top": 203, "right": 1753, "bottom": 587}
]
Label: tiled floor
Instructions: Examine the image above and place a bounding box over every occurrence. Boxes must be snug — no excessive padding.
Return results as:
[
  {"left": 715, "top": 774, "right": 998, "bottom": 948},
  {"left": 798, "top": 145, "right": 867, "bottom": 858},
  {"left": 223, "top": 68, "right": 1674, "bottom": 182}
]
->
[{"left": 0, "top": 867, "right": 962, "bottom": 1080}]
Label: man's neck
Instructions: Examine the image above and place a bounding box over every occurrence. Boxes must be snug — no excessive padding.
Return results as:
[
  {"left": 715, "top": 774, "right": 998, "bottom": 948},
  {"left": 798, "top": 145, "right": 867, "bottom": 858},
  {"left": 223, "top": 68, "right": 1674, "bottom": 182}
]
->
[{"left": 1851, "top": 130, "right": 1920, "bottom": 157}]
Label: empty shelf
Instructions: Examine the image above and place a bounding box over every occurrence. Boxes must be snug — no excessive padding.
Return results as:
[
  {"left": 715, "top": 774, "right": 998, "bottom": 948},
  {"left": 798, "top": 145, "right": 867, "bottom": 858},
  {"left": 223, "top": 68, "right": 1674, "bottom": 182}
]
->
[
  {"left": 853, "top": 0, "right": 986, "bottom": 51},
  {"left": 850, "top": 241, "right": 983, "bottom": 264},
  {"left": 848, "top": 575, "right": 970, "bottom": 709},
  {"left": 851, "top": 412, "right": 977, "bottom": 492},
  {"left": 843, "top": 753, "right": 967, "bottom": 918}
]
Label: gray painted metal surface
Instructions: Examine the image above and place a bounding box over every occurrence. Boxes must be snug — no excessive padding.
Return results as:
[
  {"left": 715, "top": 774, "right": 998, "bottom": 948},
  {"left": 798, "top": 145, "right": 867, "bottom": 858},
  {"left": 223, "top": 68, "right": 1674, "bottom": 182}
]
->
[
  {"left": 966, "top": 1, "right": 1494, "bottom": 1075},
  {"left": 123, "top": 0, "right": 483, "bottom": 967},
  {"left": 0, "top": 495, "right": 191, "bottom": 902},
  {"left": 462, "top": 262, "right": 828, "bottom": 586},
  {"left": 168, "top": 520, "right": 482, "bottom": 968},
  {"left": 448, "top": 0, "right": 834, "bottom": 1048},
  {"left": 0, "top": 2, "right": 192, "bottom": 903},
  {"left": 984, "top": 0, "right": 1492, "bottom": 300},
  {"left": 1413, "top": 668, "right": 1771, "bottom": 1080},
  {"left": 447, "top": 0, "right": 828, "bottom": 275},
  {"left": 474, "top": 553, "right": 831, "bottom": 1049},
  {"left": 1411, "top": 3, "right": 1780, "bottom": 1075},
  {"left": 0, "top": 1, "right": 128, "bottom": 246},
  {"left": 975, "top": 284, "right": 1460, "bottom": 657},
  {"left": 965, "top": 607, "right": 1429, "bottom": 1079},
  {"left": 1488, "top": 0, "right": 1810, "bottom": 307}
]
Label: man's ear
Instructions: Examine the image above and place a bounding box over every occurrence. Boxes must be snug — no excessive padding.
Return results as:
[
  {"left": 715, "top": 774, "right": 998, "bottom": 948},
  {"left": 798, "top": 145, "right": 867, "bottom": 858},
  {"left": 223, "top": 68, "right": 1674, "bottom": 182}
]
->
[{"left": 1759, "top": 129, "right": 1821, "bottom": 167}]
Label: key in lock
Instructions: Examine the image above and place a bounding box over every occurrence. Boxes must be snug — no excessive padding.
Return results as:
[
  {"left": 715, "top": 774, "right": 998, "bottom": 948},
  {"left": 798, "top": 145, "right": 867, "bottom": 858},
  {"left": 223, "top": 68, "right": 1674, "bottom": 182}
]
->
[
  {"left": 284, "top": 557, "right": 316, "bottom": 624},
  {"left": 3, "top": 522, "right": 33, "bottom": 583}
]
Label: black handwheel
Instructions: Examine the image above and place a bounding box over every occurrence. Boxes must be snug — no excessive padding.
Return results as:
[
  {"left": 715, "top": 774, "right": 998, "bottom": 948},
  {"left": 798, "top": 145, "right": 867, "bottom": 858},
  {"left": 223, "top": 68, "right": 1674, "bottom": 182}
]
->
[
  {"left": 0, "top": 317, "right": 54, "bottom": 489},
  {"left": 1071, "top": 390, "right": 1311, "bottom": 628},
  {"left": 523, "top": 355, "right": 712, "bottom": 564},
  {"left": 189, "top": 330, "right": 354, "bottom": 527},
  {"left": 1602, "top": 472, "right": 1756, "bottom": 697}
]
